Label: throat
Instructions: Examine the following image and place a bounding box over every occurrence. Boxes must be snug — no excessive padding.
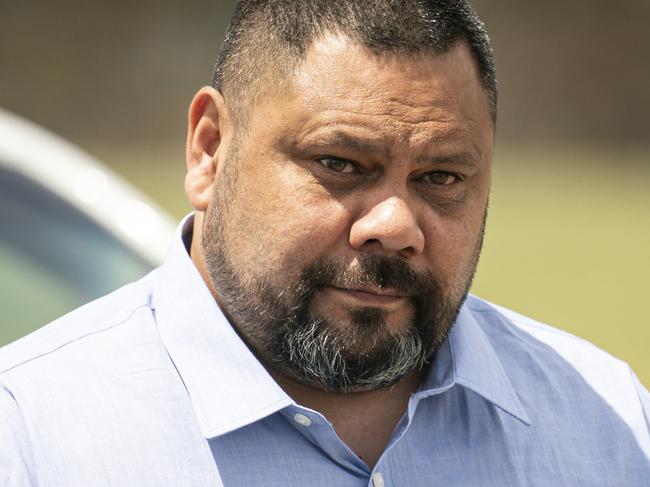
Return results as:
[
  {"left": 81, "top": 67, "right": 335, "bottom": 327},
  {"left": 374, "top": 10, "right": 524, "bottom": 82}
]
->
[
  {"left": 275, "top": 369, "right": 424, "bottom": 469},
  {"left": 330, "top": 402, "right": 407, "bottom": 469}
]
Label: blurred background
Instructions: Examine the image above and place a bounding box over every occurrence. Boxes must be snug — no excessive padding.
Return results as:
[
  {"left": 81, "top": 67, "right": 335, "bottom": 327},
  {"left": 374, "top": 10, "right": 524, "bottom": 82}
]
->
[{"left": 1, "top": 0, "right": 648, "bottom": 384}]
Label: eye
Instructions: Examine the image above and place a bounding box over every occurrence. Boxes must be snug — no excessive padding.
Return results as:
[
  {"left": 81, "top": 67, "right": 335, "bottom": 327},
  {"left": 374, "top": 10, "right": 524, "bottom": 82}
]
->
[
  {"left": 318, "top": 157, "right": 357, "bottom": 174},
  {"left": 420, "top": 171, "right": 460, "bottom": 186}
]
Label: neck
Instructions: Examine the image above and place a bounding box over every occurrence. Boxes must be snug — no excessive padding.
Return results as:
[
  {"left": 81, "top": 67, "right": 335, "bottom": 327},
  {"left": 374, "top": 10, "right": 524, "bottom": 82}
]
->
[{"left": 271, "top": 367, "right": 425, "bottom": 469}]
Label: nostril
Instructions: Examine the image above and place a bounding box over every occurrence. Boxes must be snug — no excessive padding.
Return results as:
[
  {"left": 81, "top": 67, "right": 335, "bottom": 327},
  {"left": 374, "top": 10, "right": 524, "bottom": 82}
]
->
[
  {"left": 349, "top": 196, "right": 425, "bottom": 256},
  {"left": 356, "top": 238, "right": 384, "bottom": 254}
]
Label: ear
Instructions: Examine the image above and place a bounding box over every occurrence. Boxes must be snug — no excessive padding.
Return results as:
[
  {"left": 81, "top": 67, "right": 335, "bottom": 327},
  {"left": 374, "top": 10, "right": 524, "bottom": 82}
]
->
[{"left": 185, "top": 86, "right": 232, "bottom": 211}]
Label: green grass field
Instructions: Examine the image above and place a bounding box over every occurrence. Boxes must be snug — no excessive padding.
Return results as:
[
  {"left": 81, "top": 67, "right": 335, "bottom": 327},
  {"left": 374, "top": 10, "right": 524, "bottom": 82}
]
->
[{"left": 4, "top": 144, "right": 649, "bottom": 387}]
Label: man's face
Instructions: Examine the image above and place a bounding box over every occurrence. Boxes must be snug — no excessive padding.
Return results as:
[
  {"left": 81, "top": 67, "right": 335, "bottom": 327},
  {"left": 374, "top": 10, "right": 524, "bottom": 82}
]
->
[{"left": 200, "top": 35, "right": 493, "bottom": 392}]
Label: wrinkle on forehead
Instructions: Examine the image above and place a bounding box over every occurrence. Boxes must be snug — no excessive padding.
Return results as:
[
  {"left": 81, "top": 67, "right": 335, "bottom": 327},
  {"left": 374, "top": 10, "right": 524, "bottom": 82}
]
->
[
  {"left": 294, "top": 108, "right": 461, "bottom": 139},
  {"left": 292, "top": 102, "right": 483, "bottom": 149}
]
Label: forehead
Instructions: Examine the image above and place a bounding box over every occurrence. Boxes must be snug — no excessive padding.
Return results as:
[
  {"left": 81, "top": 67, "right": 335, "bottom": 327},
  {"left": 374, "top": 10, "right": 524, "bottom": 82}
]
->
[{"left": 248, "top": 34, "right": 493, "bottom": 157}]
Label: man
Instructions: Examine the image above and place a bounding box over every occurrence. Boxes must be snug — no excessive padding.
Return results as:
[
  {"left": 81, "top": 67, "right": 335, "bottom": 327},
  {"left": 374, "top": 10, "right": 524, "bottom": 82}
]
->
[{"left": 1, "top": 0, "right": 649, "bottom": 485}]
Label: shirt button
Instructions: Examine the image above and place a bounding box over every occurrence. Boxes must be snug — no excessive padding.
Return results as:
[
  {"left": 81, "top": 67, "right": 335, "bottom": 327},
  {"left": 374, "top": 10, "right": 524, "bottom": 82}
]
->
[
  {"left": 293, "top": 413, "right": 312, "bottom": 427},
  {"left": 372, "top": 472, "right": 385, "bottom": 487}
]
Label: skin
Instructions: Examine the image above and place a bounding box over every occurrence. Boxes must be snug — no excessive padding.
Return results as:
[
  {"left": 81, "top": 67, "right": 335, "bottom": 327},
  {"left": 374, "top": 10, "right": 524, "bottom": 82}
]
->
[{"left": 185, "top": 34, "right": 494, "bottom": 468}]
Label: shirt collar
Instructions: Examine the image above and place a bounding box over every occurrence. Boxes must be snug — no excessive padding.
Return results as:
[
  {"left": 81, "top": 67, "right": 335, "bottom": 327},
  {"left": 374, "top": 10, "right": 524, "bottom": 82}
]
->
[
  {"left": 418, "top": 301, "right": 532, "bottom": 425},
  {"left": 154, "top": 216, "right": 530, "bottom": 439},
  {"left": 152, "top": 215, "right": 292, "bottom": 439}
]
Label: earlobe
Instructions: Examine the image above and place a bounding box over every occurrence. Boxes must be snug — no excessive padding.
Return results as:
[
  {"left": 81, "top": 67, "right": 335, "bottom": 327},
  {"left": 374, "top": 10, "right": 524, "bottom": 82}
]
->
[
  {"left": 185, "top": 86, "right": 231, "bottom": 211},
  {"left": 185, "top": 152, "right": 217, "bottom": 211}
]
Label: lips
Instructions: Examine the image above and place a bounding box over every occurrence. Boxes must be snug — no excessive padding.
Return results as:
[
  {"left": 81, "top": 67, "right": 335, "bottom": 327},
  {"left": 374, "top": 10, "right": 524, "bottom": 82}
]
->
[
  {"left": 323, "top": 285, "right": 409, "bottom": 307},
  {"left": 335, "top": 285, "right": 407, "bottom": 298}
]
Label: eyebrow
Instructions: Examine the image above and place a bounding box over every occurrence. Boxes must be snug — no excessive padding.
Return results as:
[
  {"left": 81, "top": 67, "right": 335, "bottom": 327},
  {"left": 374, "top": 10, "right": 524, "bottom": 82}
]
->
[{"left": 420, "top": 152, "right": 481, "bottom": 167}]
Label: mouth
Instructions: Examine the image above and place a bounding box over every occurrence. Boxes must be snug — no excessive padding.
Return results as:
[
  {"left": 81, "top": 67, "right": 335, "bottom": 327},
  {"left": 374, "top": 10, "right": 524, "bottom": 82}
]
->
[{"left": 322, "top": 285, "right": 409, "bottom": 307}]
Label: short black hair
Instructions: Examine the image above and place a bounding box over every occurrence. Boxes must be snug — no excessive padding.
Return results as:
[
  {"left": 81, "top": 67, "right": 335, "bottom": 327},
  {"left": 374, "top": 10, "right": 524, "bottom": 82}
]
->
[{"left": 212, "top": 0, "right": 496, "bottom": 126}]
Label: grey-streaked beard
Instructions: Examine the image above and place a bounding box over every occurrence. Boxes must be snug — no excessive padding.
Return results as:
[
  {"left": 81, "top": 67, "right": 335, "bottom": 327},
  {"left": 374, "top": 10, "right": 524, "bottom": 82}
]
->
[
  {"left": 279, "top": 317, "right": 427, "bottom": 391},
  {"left": 263, "top": 255, "right": 459, "bottom": 391}
]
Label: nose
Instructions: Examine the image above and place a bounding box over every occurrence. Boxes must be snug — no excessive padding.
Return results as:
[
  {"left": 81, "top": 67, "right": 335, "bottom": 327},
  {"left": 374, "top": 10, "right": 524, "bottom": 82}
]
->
[{"left": 349, "top": 196, "right": 425, "bottom": 258}]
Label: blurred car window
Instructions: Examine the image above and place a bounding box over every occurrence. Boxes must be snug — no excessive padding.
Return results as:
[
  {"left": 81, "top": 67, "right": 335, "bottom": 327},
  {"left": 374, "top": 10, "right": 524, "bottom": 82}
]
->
[{"left": 0, "top": 165, "right": 152, "bottom": 344}]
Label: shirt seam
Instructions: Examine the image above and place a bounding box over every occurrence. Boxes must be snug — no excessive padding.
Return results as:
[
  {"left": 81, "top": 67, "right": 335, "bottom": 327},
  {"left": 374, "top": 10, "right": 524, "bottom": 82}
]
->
[
  {"left": 0, "top": 303, "right": 152, "bottom": 376},
  {"left": 1, "top": 380, "right": 41, "bottom": 486},
  {"left": 629, "top": 365, "right": 650, "bottom": 437}
]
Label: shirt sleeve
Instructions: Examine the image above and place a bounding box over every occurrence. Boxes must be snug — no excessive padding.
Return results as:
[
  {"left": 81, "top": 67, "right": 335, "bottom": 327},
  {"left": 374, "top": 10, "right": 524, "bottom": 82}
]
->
[{"left": 0, "top": 383, "right": 38, "bottom": 486}]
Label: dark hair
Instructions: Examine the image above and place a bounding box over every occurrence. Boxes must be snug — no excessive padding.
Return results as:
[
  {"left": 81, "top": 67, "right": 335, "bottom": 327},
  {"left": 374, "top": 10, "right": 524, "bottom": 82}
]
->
[{"left": 212, "top": 0, "right": 496, "bottom": 125}]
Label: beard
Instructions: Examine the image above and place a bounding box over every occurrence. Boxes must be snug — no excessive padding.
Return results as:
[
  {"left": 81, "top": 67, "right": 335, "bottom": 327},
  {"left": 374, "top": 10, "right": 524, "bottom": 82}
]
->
[{"left": 201, "top": 166, "right": 483, "bottom": 393}]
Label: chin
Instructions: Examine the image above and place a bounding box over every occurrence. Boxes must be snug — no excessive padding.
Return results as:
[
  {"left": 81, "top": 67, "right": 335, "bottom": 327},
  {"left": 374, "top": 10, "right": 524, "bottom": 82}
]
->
[{"left": 280, "top": 364, "right": 410, "bottom": 394}]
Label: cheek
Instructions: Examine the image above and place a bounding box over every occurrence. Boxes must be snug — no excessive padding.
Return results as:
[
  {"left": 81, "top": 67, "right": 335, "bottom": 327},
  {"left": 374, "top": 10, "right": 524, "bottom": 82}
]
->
[
  {"left": 273, "top": 198, "right": 351, "bottom": 267},
  {"left": 422, "top": 204, "right": 485, "bottom": 283},
  {"left": 231, "top": 165, "right": 352, "bottom": 275}
]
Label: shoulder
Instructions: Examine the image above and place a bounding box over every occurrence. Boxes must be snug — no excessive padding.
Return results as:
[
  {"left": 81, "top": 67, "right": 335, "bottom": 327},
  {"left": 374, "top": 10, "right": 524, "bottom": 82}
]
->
[
  {"left": 0, "top": 271, "right": 165, "bottom": 481},
  {"left": 0, "top": 270, "right": 158, "bottom": 378}
]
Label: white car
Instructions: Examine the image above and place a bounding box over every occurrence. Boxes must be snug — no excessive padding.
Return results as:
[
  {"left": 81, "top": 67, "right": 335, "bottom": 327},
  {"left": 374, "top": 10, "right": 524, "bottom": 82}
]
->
[{"left": 0, "top": 108, "right": 176, "bottom": 346}]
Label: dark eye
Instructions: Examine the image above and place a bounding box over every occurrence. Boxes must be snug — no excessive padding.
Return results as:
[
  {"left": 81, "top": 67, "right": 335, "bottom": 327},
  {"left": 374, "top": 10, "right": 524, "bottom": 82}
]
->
[
  {"left": 318, "top": 157, "right": 357, "bottom": 174},
  {"left": 420, "top": 171, "right": 459, "bottom": 186}
]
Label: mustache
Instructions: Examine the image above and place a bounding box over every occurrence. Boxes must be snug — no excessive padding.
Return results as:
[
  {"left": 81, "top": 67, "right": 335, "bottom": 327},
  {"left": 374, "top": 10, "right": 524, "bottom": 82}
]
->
[{"left": 298, "top": 254, "right": 439, "bottom": 298}]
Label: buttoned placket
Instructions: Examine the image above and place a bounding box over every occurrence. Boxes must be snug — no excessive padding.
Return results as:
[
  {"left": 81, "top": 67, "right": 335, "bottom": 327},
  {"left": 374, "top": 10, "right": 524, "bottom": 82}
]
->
[
  {"left": 283, "top": 405, "right": 369, "bottom": 476},
  {"left": 280, "top": 384, "right": 453, "bottom": 487},
  {"left": 373, "top": 375, "right": 464, "bottom": 486}
]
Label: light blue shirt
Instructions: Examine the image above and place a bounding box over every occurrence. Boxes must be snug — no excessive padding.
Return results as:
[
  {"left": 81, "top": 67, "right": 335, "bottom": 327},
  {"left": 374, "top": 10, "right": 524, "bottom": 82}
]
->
[{"left": 2, "top": 216, "right": 649, "bottom": 486}]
